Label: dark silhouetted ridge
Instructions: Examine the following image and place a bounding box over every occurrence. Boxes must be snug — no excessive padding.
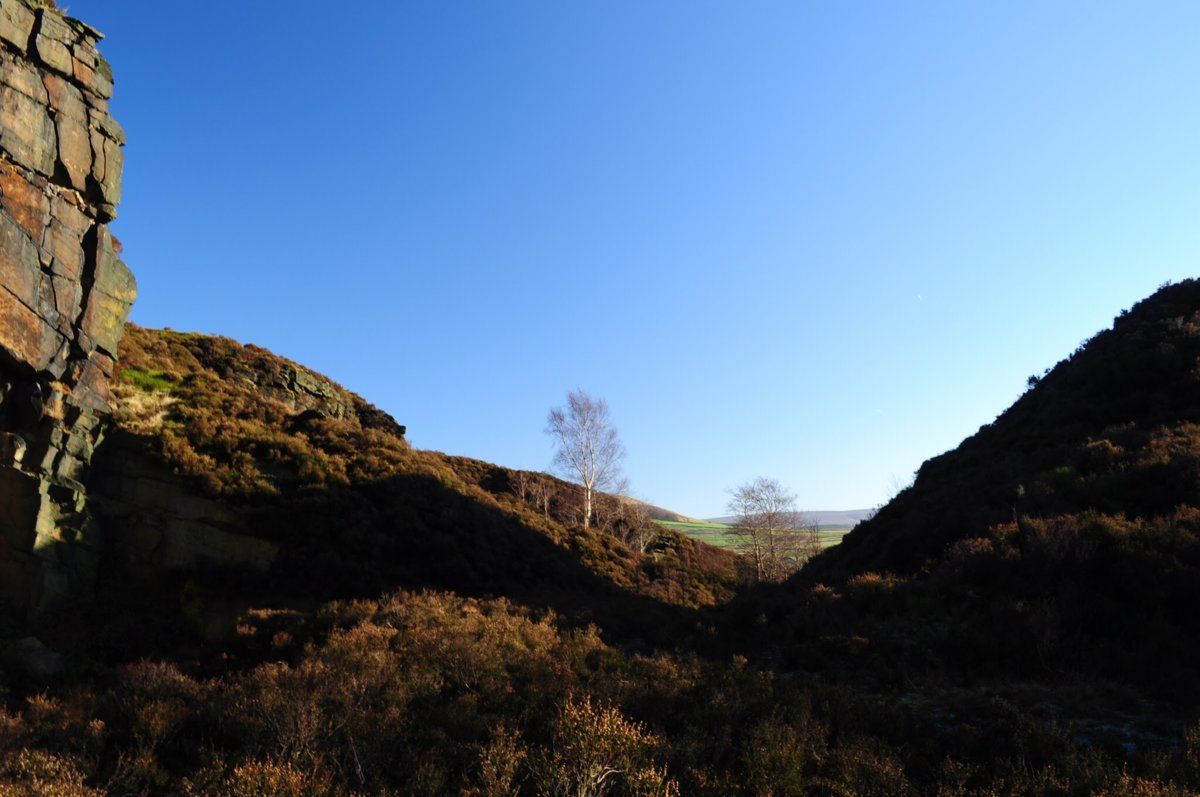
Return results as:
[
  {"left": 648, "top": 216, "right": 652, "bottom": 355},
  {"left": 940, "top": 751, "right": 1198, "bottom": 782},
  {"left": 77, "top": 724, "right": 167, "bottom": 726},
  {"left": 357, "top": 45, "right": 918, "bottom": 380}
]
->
[
  {"left": 806, "top": 278, "right": 1200, "bottom": 581},
  {"left": 732, "top": 280, "right": 1200, "bottom": 702}
]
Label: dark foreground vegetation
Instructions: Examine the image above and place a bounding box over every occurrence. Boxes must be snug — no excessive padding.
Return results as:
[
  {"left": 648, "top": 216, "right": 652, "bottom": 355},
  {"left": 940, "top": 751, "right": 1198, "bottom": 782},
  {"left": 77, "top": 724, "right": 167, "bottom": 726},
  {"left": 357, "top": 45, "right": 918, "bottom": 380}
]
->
[{"left": 5, "top": 283, "right": 1200, "bottom": 794}]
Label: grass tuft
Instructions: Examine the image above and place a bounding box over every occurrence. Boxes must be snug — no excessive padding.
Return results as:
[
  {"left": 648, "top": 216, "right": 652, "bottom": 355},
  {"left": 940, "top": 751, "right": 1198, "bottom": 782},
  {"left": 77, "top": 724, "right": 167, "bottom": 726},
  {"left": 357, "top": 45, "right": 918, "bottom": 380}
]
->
[{"left": 119, "top": 368, "right": 177, "bottom": 393}]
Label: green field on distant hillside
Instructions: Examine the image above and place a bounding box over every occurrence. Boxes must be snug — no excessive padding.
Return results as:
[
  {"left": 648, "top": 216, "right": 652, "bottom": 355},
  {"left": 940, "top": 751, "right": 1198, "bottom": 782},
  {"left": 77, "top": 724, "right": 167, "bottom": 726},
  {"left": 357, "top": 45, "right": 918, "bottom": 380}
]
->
[{"left": 656, "top": 519, "right": 851, "bottom": 552}]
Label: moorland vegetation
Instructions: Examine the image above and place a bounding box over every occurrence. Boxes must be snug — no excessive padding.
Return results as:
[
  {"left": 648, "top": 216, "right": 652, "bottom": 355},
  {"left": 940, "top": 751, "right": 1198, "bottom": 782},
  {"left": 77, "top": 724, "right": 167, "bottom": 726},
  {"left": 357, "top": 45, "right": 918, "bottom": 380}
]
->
[{"left": 5, "top": 283, "right": 1200, "bottom": 794}]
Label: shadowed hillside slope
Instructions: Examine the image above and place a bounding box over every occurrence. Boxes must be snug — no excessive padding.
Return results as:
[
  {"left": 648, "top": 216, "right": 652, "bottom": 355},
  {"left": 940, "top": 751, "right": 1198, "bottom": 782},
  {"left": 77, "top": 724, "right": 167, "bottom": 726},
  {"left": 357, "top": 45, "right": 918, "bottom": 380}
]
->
[
  {"left": 810, "top": 278, "right": 1200, "bottom": 580},
  {"left": 744, "top": 279, "right": 1200, "bottom": 699},
  {"left": 92, "top": 325, "right": 742, "bottom": 642}
]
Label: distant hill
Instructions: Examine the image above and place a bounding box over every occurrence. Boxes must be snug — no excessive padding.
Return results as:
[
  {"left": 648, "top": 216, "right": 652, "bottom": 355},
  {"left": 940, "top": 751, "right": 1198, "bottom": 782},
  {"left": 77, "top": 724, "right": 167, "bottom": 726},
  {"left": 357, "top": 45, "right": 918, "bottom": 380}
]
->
[
  {"left": 625, "top": 497, "right": 703, "bottom": 523},
  {"left": 707, "top": 508, "right": 874, "bottom": 528}
]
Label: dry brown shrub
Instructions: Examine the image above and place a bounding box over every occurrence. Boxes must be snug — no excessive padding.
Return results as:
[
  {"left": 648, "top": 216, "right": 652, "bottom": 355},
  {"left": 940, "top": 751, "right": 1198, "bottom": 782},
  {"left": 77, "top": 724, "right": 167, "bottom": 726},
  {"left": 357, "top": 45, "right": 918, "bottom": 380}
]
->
[
  {"left": 107, "top": 661, "right": 203, "bottom": 791},
  {"left": 467, "top": 725, "right": 526, "bottom": 797},
  {"left": 0, "top": 750, "right": 101, "bottom": 797},
  {"left": 184, "top": 759, "right": 327, "bottom": 797},
  {"left": 530, "top": 694, "right": 678, "bottom": 797}
]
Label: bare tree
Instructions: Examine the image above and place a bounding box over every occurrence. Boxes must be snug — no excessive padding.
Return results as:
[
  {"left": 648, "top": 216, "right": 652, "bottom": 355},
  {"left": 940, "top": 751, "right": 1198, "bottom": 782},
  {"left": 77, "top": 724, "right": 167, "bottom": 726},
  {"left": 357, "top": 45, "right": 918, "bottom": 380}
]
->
[
  {"left": 530, "top": 474, "right": 556, "bottom": 520},
  {"left": 798, "top": 512, "right": 823, "bottom": 563},
  {"left": 511, "top": 471, "right": 531, "bottom": 504},
  {"left": 597, "top": 496, "right": 660, "bottom": 555},
  {"left": 727, "top": 477, "right": 809, "bottom": 582},
  {"left": 546, "top": 390, "right": 626, "bottom": 529}
]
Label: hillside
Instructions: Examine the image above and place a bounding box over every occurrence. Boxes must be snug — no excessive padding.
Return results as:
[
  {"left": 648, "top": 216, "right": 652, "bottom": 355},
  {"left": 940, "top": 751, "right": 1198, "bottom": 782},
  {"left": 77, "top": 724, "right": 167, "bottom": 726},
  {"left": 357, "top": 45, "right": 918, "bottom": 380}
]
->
[
  {"left": 8, "top": 313, "right": 1181, "bottom": 794},
  {"left": 92, "top": 325, "right": 744, "bottom": 638},
  {"left": 5, "top": 3, "right": 1200, "bottom": 793},
  {"left": 748, "top": 279, "right": 1200, "bottom": 701},
  {"left": 6, "top": 322, "right": 1200, "bottom": 795},
  {"left": 628, "top": 499, "right": 702, "bottom": 523},
  {"left": 810, "top": 279, "right": 1200, "bottom": 579}
]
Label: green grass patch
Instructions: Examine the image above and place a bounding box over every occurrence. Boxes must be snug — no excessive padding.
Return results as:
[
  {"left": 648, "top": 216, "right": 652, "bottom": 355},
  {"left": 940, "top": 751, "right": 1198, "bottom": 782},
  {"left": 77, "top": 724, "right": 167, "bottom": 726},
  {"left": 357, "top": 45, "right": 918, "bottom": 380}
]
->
[
  {"left": 657, "top": 520, "right": 732, "bottom": 531},
  {"left": 657, "top": 519, "right": 852, "bottom": 552},
  {"left": 120, "top": 368, "right": 177, "bottom": 393},
  {"left": 657, "top": 520, "right": 743, "bottom": 550}
]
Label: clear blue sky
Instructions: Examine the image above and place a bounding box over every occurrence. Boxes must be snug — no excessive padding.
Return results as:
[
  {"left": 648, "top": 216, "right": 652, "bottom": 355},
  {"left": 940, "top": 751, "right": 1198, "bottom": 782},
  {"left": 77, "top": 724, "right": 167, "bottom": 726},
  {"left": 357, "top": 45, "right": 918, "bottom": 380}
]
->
[{"left": 72, "top": 1, "right": 1200, "bottom": 517}]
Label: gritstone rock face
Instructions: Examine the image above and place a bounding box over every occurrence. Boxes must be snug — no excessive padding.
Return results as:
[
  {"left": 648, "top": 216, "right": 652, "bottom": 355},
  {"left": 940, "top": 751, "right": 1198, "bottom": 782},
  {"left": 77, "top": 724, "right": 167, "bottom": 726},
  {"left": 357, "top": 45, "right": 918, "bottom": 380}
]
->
[{"left": 0, "top": 0, "right": 135, "bottom": 613}]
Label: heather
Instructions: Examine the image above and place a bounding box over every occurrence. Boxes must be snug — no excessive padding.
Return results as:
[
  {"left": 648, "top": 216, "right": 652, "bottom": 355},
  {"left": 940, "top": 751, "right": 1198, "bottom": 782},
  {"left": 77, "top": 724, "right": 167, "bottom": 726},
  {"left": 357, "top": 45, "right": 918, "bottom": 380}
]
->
[
  {"left": 7, "top": 285, "right": 1200, "bottom": 794},
  {"left": 5, "top": 590, "right": 1198, "bottom": 795}
]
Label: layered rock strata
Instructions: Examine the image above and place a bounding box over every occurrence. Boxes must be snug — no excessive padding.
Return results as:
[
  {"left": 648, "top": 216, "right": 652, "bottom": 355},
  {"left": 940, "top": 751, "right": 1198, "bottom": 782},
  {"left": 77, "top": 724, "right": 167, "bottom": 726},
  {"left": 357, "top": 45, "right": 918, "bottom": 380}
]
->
[{"left": 0, "top": 0, "right": 134, "bottom": 613}]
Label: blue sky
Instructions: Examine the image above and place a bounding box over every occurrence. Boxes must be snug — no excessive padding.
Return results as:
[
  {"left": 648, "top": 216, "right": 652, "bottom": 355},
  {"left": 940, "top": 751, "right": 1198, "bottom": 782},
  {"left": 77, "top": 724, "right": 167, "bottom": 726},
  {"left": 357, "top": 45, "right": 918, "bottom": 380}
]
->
[{"left": 71, "top": 2, "right": 1200, "bottom": 517}]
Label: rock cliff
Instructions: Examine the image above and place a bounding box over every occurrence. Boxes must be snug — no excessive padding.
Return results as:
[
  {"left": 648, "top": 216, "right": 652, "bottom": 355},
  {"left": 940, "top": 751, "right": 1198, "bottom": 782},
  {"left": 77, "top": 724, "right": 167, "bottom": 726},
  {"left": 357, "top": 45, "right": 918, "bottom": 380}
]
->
[{"left": 0, "top": 0, "right": 134, "bottom": 613}]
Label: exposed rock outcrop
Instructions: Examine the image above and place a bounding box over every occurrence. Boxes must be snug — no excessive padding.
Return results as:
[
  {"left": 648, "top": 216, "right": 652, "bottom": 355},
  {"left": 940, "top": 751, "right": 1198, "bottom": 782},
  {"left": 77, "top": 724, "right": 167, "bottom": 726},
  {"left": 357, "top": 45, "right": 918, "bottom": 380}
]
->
[
  {"left": 81, "top": 326, "right": 408, "bottom": 586},
  {"left": 92, "top": 429, "right": 279, "bottom": 578},
  {"left": 0, "top": 0, "right": 134, "bottom": 613}
]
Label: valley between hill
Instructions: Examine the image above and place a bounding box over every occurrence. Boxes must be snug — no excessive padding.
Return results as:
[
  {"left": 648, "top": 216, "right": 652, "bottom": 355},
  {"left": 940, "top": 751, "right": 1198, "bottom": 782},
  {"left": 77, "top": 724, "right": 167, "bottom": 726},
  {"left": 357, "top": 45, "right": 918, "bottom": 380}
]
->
[
  {"left": 0, "top": 4, "right": 1198, "bottom": 793},
  {"left": 6, "top": 284, "right": 1200, "bottom": 794}
]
